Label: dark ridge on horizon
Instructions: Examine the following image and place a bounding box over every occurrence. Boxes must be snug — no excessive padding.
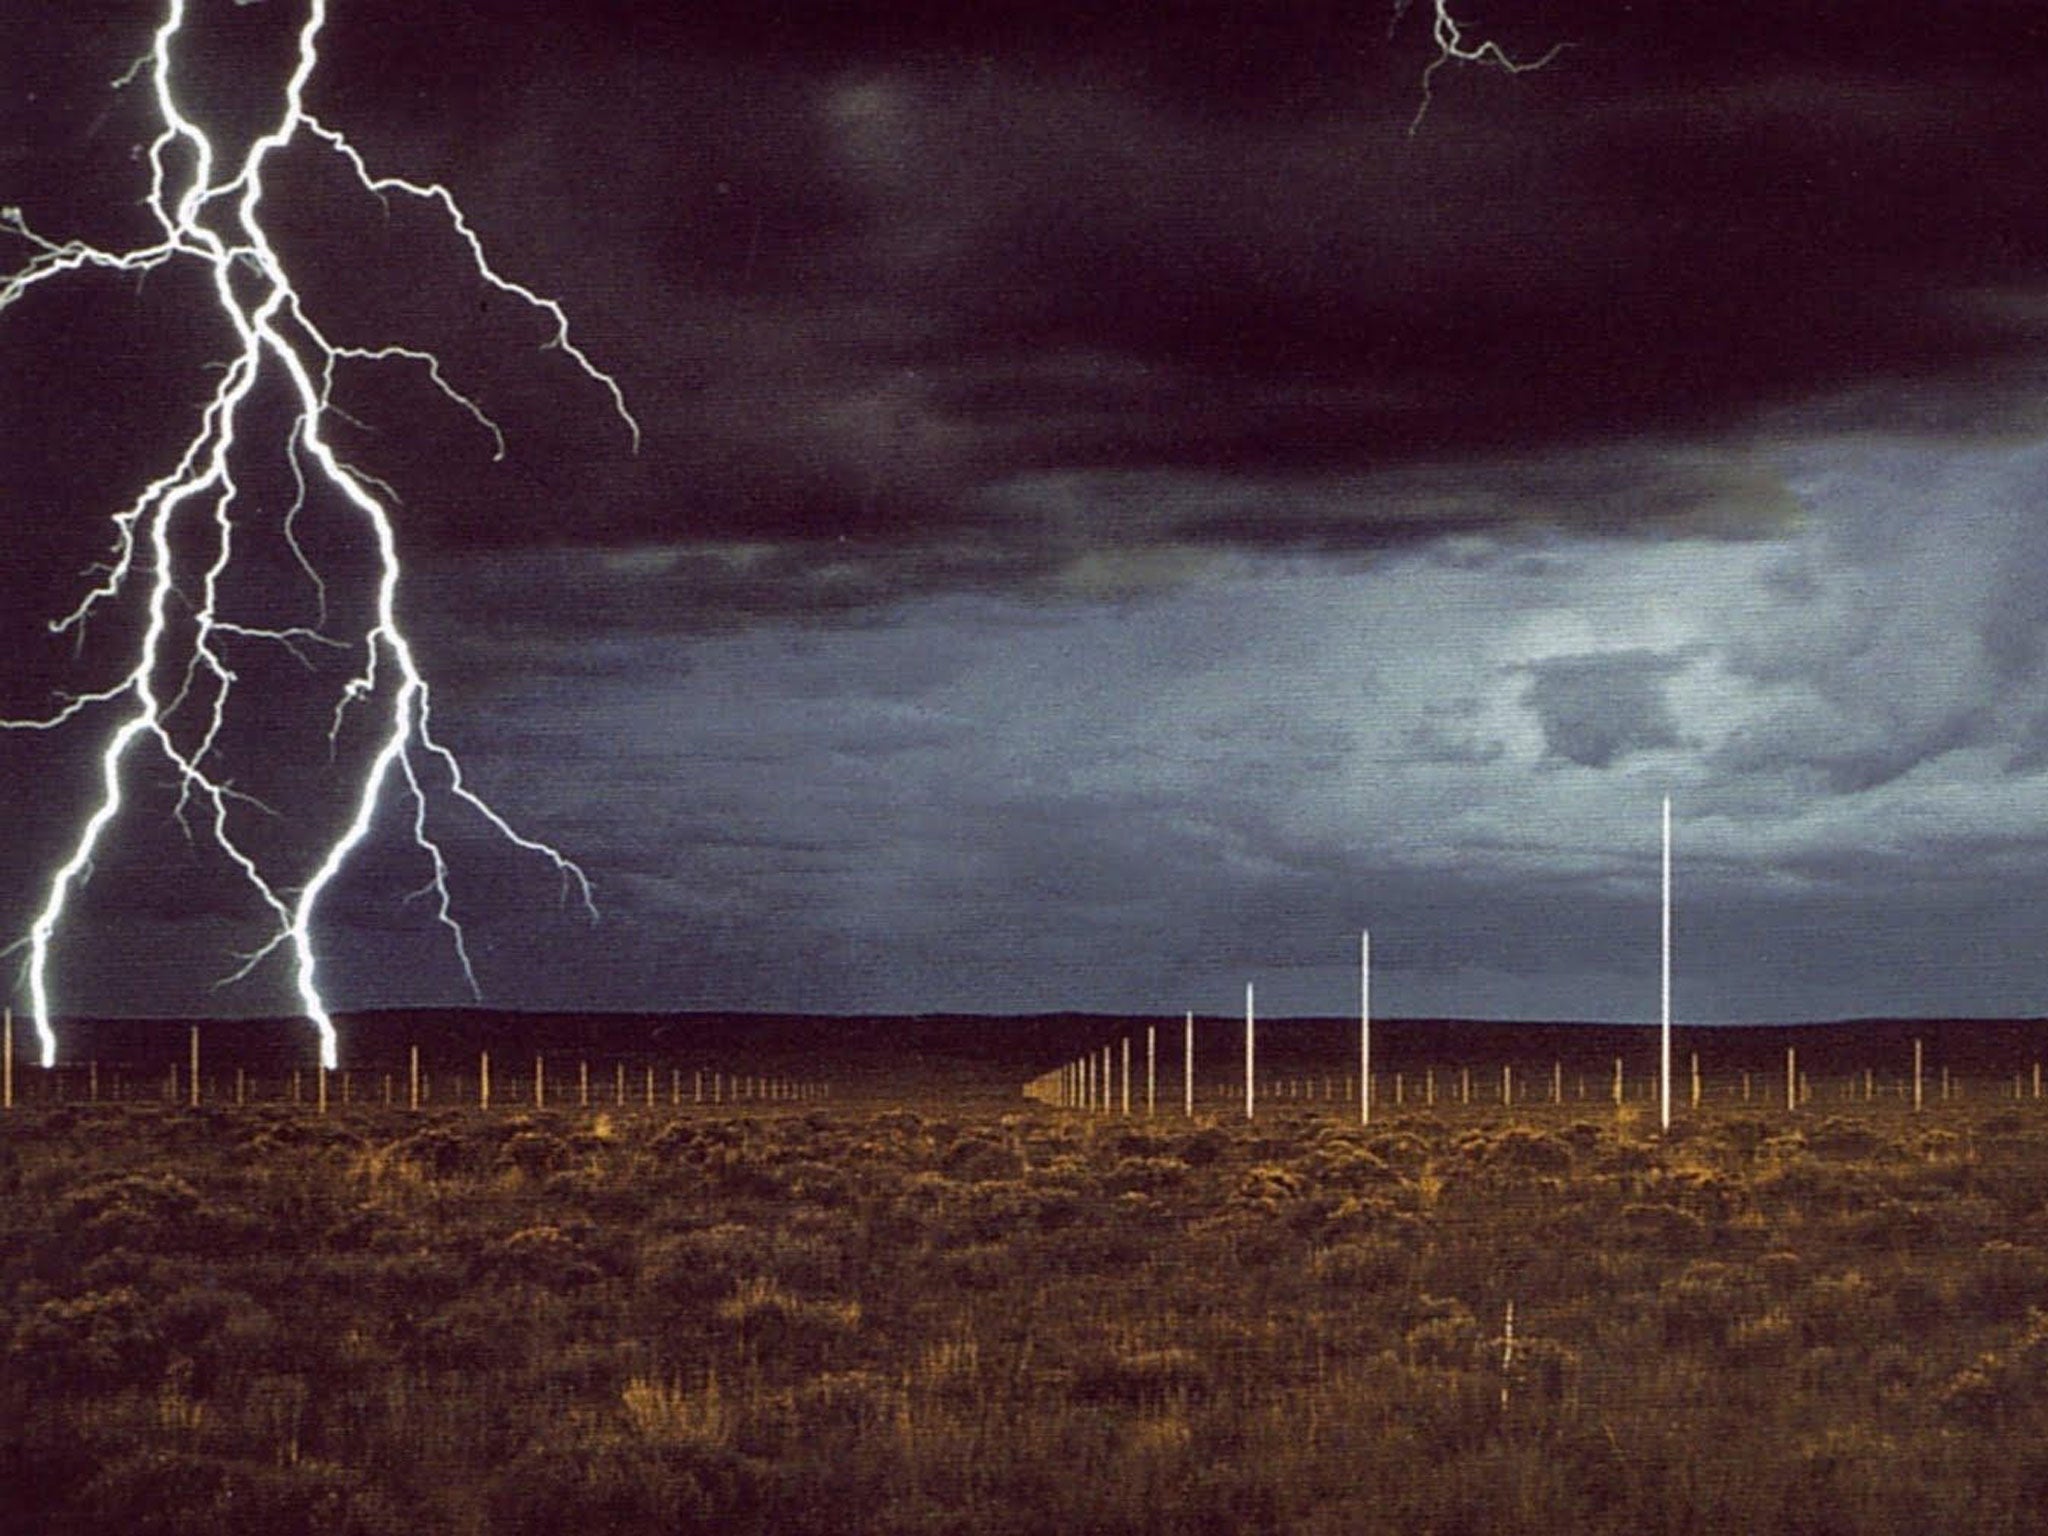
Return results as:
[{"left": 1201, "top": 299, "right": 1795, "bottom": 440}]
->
[{"left": 23, "top": 1008, "right": 2048, "bottom": 1083}]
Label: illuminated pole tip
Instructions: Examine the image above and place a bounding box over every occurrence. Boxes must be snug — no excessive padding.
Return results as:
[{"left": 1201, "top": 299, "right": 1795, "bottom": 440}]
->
[{"left": 3, "top": 0, "right": 630, "bottom": 1071}]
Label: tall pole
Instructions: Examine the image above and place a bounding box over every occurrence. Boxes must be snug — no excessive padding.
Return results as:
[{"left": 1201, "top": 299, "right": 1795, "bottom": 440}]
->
[
  {"left": 189, "top": 1024, "right": 200, "bottom": 1109},
  {"left": 1245, "top": 982, "right": 1256, "bottom": 1121},
  {"left": 1184, "top": 1011, "right": 1194, "bottom": 1118},
  {"left": 1660, "top": 795, "right": 1672, "bottom": 1132},
  {"left": 1146, "top": 1026, "right": 1156, "bottom": 1116},
  {"left": 1360, "top": 929, "right": 1371, "bottom": 1127},
  {"left": 3, "top": 1007, "right": 12, "bottom": 1112}
]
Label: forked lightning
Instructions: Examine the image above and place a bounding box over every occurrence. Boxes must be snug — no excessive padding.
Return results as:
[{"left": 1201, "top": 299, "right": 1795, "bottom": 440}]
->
[
  {"left": 1400, "top": 0, "right": 1566, "bottom": 133},
  {"left": 1, "top": 0, "right": 636, "bottom": 1069}
]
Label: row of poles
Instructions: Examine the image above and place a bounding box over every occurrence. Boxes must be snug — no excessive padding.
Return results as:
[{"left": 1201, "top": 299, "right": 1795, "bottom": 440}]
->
[
  {"left": 1023, "top": 934, "right": 1378, "bottom": 1122},
  {"left": 0, "top": 1011, "right": 828, "bottom": 1113},
  {"left": 1029, "top": 1032, "right": 2046, "bottom": 1118},
  {"left": 1025, "top": 904, "right": 2042, "bottom": 1122},
  {"left": 1029, "top": 806, "right": 1670, "bottom": 1125}
]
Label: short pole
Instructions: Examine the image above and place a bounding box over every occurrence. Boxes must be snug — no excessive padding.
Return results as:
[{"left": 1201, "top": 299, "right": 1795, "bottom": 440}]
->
[
  {"left": 1913, "top": 1039, "right": 1924, "bottom": 1113},
  {"left": 1786, "top": 1046, "right": 1797, "bottom": 1113},
  {"left": 1146, "top": 1026, "right": 1156, "bottom": 1116},
  {"left": 409, "top": 1045, "right": 421, "bottom": 1112},
  {"left": 1245, "top": 982, "right": 1256, "bottom": 1122},
  {"left": 1360, "top": 929, "right": 1371, "bottom": 1127},
  {"left": 535, "top": 1055, "right": 546, "bottom": 1108},
  {"left": 1184, "top": 1011, "right": 1194, "bottom": 1118},
  {"left": 480, "top": 1051, "right": 491, "bottom": 1111},
  {"left": 2, "top": 1008, "right": 11, "bottom": 1111}
]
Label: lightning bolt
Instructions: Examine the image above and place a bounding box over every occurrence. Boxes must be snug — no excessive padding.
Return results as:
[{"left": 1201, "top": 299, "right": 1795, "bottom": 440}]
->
[
  {"left": 1, "top": 0, "right": 636, "bottom": 1070},
  {"left": 1396, "top": 0, "right": 1567, "bottom": 135}
]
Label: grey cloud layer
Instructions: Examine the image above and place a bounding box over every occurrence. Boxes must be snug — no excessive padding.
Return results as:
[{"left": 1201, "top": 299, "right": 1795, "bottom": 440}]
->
[{"left": 318, "top": 451, "right": 2048, "bottom": 1023}]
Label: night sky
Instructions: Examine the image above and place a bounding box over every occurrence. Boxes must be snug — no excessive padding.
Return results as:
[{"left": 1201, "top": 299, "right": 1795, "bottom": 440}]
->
[{"left": 8, "top": 1, "right": 2048, "bottom": 1032}]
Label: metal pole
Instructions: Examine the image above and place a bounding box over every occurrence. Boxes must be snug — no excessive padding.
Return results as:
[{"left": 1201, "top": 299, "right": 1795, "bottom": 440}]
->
[
  {"left": 1244, "top": 983, "right": 1255, "bottom": 1121},
  {"left": 1661, "top": 796, "right": 1672, "bottom": 1131},
  {"left": 1360, "top": 929, "right": 1371, "bottom": 1127}
]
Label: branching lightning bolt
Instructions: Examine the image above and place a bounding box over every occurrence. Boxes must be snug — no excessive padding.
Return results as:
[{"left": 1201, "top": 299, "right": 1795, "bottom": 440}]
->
[
  {"left": 1396, "top": 0, "right": 1567, "bottom": 136},
  {"left": 1, "top": 0, "right": 636, "bottom": 1070}
]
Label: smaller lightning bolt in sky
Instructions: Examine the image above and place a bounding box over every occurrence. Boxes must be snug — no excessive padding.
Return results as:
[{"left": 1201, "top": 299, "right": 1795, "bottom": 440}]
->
[
  {"left": 1399, "top": 0, "right": 1567, "bottom": 134},
  {"left": 1, "top": 0, "right": 637, "bottom": 1070}
]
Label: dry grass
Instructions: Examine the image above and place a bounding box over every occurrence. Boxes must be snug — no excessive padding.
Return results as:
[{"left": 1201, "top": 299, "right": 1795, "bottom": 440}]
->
[{"left": 5, "top": 1098, "right": 2048, "bottom": 1532}]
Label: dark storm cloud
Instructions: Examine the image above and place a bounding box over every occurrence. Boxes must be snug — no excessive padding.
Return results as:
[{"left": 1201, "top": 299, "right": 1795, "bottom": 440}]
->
[
  {"left": 16, "top": 1, "right": 2047, "bottom": 587},
  {"left": 18, "top": 2, "right": 2048, "bottom": 1030}
]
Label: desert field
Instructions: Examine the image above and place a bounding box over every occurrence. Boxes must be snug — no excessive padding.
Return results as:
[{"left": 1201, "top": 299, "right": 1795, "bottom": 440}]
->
[{"left": 6, "top": 1069, "right": 2048, "bottom": 1534}]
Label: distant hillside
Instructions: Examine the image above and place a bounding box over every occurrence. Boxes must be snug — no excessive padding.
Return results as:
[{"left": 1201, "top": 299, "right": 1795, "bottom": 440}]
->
[{"left": 23, "top": 1009, "right": 2048, "bottom": 1088}]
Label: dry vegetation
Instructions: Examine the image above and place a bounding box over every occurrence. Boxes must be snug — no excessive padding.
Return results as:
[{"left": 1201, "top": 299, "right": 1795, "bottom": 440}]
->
[{"left": 5, "top": 1096, "right": 2048, "bottom": 1532}]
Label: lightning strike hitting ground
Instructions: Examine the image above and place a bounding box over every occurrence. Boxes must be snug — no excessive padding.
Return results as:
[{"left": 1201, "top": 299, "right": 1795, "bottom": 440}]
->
[
  {"left": 0, "top": 0, "right": 637, "bottom": 1070},
  {"left": 1396, "top": 0, "right": 1566, "bottom": 134}
]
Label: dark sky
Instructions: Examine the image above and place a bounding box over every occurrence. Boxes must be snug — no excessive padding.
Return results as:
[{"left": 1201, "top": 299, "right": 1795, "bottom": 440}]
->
[{"left": 9, "top": 0, "right": 2048, "bottom": 1035}]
